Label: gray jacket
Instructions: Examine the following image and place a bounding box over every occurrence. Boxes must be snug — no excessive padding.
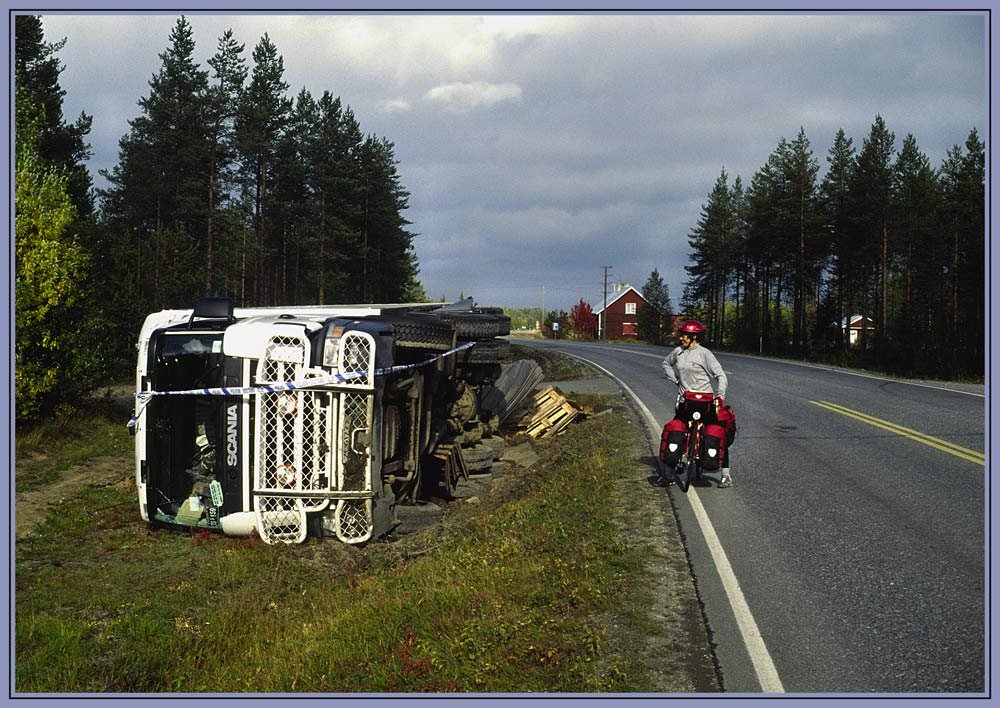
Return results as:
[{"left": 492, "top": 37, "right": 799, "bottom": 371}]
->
[{"left": 662, "top": 344, "right": 728, "bottom": 398}]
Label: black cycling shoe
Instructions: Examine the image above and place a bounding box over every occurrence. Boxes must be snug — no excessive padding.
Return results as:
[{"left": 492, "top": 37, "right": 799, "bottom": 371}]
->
[{"left": 717, "top": 474, "right": 733, "bottom": 489}]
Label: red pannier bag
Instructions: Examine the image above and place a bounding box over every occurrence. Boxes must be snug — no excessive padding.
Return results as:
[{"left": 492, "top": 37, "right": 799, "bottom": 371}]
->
[
  {"left": 679, "top": 391, "right": 715, "bottom": 420},
  {"left": 659, "top": 418, "right": 687, "bottom": 467},
  {"left": 716, "top": 403, "right": 737, "bottom": 446},
  {"left": 701, "top": 423, "right": 727, "bottom": 471}
]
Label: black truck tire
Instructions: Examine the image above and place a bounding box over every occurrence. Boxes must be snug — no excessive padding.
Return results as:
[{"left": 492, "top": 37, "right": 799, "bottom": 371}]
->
[
  {"left": 463, "top": 338, "right": 510, "bottom": 363},
  {"left": 387, "top": 314, "right": 455, "bottom": 351},
  {"left": 437, "top": 312, "right": 512, "bottom": 339}
]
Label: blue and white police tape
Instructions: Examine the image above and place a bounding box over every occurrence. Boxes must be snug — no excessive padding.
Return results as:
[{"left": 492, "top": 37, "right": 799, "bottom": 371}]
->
[{"left": 126, "top": 340, "right": 476, "bottom": 431}]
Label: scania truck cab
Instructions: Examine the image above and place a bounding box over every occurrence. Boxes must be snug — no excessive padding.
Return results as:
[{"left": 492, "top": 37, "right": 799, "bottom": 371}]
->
[{"left": 132, "top": 296, "right": 509, "bottom": 545}]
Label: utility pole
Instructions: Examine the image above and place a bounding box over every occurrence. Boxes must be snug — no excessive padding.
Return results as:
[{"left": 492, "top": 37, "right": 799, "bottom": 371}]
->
[{"left": 601, "top": 265, "right": 612, "bottom": 340}]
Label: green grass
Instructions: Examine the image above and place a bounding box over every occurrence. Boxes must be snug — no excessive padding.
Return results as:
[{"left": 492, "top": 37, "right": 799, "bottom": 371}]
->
[
  {"left": 16, "top": 390, "right": 133, "bottom": 491},
  {"left": 16, "top": 411, "right": 657, "bottom": 693},
  {"left": 508, "top": 343, "right": 600, "bottom": 381}
]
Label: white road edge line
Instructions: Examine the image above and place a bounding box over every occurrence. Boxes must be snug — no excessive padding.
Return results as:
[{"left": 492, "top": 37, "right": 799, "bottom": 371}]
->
[
  {"left": 577, "top": 343, "right": 984, "bottom": 399},
  {"left": 556, "top": 349, "right": 786, "bottom": 694}
]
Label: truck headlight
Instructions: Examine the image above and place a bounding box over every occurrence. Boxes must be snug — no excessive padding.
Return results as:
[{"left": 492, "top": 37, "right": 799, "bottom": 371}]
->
[
  {"left": 275, "top": 393, "right": 297, "bottom": 416},
  {"left": 323, "top": 328, "right": 344, "bottom": 368},
  {"left": 275, "top": 464, "right": 297, "bottom": 488}
]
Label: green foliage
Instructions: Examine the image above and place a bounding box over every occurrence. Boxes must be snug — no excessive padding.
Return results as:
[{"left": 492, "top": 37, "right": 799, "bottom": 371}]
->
[
  {"left": 638, "top": 269, "right": 672, "bottom": 344},
  {"left": 15, "top": 15, "right": 94, "bottom": 215},
  {"left": 98, "top": 16, "right": 421, "bottom": 327},
  {"left": 401, "top": 276, "right": 430, "bottom": 303},
  {"left": 15, "top": 89, "right": 101, "bottom": 422},
  {"left": 505, "top": 307, "right": 545, "bottom": 331},
  {"left": 682, "top": 117, "right": 984, "bottom": 379},
  {"left": 542, "top": 309, "right": 570, "bottom": 339}
]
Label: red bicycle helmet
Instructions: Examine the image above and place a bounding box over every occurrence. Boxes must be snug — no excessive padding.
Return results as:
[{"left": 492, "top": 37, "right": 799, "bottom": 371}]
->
[{"left": 677, "top": 319, "right": 706, "bottom": 336}]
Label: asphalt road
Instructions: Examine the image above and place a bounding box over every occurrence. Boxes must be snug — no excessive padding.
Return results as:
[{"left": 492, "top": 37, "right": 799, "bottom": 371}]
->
[{"left": 518, "top": 339, "right": 986, "bottom": 695}]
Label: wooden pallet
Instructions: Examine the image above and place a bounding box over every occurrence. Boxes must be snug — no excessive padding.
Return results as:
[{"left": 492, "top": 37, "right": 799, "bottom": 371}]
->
[{"left": 520, "top": 386, "right": 585, "bottom": 438}]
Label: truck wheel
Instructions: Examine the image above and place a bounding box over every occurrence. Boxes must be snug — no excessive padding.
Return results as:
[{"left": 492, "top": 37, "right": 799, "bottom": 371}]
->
[
  {"left": 484, "top": 436, "right": 506, "bottom": 460},
  {"left": 466, "top": 457, "right": 493, "bottom": 474},
  {"left": 465, "top": 338, "right": 510, "bottom": 363},
  {"left": 438, "top": 313, "right": 511, "bottom": 339},
  {"left": 462, "top": 442, "right": 493, "bottom": 465},
  {"left": 388, "top": 314, "right": 455, "bottom": 351}
]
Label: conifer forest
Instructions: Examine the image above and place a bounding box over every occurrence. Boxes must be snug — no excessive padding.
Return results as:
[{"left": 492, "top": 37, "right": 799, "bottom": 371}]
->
[{"left": 681, "top": 123, "right": 984, "bottom": 380}]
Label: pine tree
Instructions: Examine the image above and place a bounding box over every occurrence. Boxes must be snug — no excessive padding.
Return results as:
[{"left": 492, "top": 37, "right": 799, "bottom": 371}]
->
[
  {"left": 14, "top": 15, "right": 93, "bottom": 215},
  {"left": 204, "top": 28, "right": 247, "bottom": 295},
  {"left": 891, "top": 134, "right": 939, "bottom": 371},
  {"left": 638, "top": 268, "right": 672, "bottom": 344},
  {"left": 355, "top": 135, "right": 418, "bottom": 303},
  {"left": 819, "top": 128, "right": 856, "bottom": 355},
  {"left": 849, "top": 115, "right": 895, "bottom": 360},
  {"left": 99, "top": 16, "right": 212, "bottom": 313},
  {"left": 782, "top": 128, "right": 821, "bottom": 354},
  {"left": 237, "top": 33, "right": 292, "bottom": 304},
  {"left": 938, "top": 128, "right": 985, "bottom": 376},
  {"left": 685, "top": 169, "right": 736, "bottom": 345},
  {"left": 743, "top": 157, "right": 785, "bottom": 352},
  {"left": 685, "top": 118, "right": 981, "bottom": 378},
  {"left": 308, "top": 92, "right": 363, "bottom": 302},
  {"left": 729, "top": 175, "right": 749, "bottom": 347}
]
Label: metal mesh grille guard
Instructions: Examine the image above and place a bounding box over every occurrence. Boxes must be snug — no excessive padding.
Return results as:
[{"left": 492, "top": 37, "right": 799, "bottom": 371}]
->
[{"left": 253, "top": 331, "right": 377, "bottom": 544}]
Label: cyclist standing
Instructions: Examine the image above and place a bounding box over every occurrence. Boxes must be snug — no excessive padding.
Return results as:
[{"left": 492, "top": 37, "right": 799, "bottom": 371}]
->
[{"left": 661, "top": 319, "right": 733, "bottom": 488}]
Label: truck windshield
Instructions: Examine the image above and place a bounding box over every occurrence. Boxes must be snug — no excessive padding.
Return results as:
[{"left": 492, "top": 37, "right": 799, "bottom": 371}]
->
[{"left": 149, "top": 331, "right": 228, "bottom": 528}]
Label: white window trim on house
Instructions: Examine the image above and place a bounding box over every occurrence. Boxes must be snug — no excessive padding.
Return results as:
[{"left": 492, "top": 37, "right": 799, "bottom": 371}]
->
[{"left": 625, "top": 302, "right": 636, "bottom": 315}]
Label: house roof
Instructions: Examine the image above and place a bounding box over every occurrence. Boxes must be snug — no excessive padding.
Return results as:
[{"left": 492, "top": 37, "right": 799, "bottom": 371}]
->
[
  {"left": 593, "top": 285, "right": 646, "bottom": 315},
  {"left": 840, "top": 314, "right": 875, "bottom": 328}
]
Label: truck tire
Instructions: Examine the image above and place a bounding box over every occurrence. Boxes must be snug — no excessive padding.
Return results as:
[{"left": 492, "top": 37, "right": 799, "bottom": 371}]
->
[
  {"left": 464, "top": 338, "right": 510, "bottom": 363},
  {"left": 462, "top": 442, "right": 493, "bottom": 464},
  {"left": 387, "top": 314, "right": 455, "bottom": 351},
  {"left": 466, "top": 457, "right": 493, "bottom": 474},
  {"left": 484, "top": 435, "right": 506, "bottom": 460},
  {"left": 437, "top": 313, "right": 511, "bottom": 339}
]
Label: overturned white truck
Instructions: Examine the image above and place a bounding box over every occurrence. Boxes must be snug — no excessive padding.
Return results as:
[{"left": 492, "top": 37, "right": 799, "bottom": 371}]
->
[{"left": 131, "top": 296, "right": 511, "bottom": 545}]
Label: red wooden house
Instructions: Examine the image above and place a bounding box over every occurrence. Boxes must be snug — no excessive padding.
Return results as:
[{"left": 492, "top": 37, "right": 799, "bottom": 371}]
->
[
  {"left": 594, "top": 284, "right": 649, "bottom": 340},
  {"left": 841, "top": 314, "right": 875, "bottom": 345}
]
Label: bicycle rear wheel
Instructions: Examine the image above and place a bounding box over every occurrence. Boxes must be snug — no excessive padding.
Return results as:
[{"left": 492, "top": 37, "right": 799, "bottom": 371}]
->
[{"left": 671, "top": 459, "right": 691, "bottom": 493}]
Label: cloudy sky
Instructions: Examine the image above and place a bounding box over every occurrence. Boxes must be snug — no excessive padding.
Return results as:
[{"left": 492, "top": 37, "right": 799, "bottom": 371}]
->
[{"left": 39, "top": 10, "right": 986, "bottom": 313}]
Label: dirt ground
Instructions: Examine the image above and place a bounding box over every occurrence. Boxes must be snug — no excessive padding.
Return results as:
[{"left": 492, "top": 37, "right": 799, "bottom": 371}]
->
[
  {"left": 15, "top": 453, "right": 131, "bottom": 539},
  {"left": 15, "top": 383, "right": 136, "bottom": 540}
]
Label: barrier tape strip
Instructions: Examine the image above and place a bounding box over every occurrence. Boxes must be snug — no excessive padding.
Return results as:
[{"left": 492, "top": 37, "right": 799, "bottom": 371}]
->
[{"left": 126, "top": 340, "right": 476, "bottom": 430}]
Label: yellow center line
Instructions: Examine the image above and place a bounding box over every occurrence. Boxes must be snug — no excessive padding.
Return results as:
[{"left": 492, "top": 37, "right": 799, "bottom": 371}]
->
[{"left": 809, "top": 400, "right": 985, "bottom": 466}]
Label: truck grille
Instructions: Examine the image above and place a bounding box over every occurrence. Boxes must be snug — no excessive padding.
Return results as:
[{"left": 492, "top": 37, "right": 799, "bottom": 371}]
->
[{"left": 253, "top": 330, "right": 377, "bottom": 544}]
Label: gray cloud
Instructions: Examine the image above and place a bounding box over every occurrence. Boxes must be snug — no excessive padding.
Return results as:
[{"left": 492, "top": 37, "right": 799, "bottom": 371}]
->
[{"left": 38, "top": 12, "right": 985, "bottom": 312}]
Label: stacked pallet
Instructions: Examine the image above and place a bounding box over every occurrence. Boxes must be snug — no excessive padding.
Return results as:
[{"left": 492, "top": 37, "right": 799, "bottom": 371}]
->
[{"left": 520, "top": 386, "right": 586, "bottom": 438}]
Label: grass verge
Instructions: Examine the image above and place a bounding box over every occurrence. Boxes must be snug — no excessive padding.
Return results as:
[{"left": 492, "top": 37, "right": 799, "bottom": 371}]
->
[
  {"left": 15, "top": 402, "right": 711, "bottom": 694},
  {"left": 507, "top": 342, "right": 600, "bottom": 381},
  {"left": 15, "top": 390, "right": 133, "bottom": 491}
]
